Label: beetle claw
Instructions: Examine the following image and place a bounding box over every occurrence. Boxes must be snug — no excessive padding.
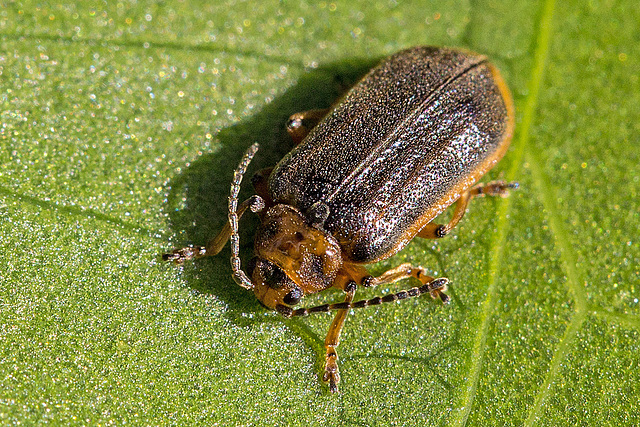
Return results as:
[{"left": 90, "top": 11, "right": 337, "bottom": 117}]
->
[
  {"left": 481, "top": 180, "right": 520, "bottom": 197},
  {"left": 438, "top": 291, "right": 451, "bottom": 304},
  {"left": 425, "top": 278, "right": 449, "bottom": 304}
]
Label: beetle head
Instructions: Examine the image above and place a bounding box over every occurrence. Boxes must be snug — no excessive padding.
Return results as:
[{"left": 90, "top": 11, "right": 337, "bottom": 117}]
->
[{"left": 250, "top": 204, "right": 343, "bottom": 309}]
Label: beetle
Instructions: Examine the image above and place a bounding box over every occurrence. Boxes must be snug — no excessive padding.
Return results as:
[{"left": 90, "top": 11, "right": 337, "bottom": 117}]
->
[{"left": 163, "top": 46, "right": 516, "bottom": 393}]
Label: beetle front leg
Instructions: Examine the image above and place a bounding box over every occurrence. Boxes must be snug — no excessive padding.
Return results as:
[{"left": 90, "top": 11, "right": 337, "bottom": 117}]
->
[
  {"left": 286, "top": 264, "right": 448, "bottom": 392},
  {"left": 322, "top": 280, "right": 356, "bottom": 394},
  {"left": 286, "top": 108, "right": 330, "bottom": 145},
  {"left": 162, "top": 195, "right": 264, "bottom": 264},
  {"left": 418, "top": 180, "right": 518, "bottom": 239}
]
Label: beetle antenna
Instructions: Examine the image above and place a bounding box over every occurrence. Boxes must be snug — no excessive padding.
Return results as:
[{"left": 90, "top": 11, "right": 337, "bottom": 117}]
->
[
  {"left": 276, "top": 278, "right": 449, "bottom": 318},
  {"left": 229, "top": 143, "right": 263, "bottom": 290}
]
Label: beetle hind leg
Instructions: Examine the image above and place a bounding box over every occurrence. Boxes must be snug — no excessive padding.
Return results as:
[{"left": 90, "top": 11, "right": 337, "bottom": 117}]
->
[
  {"left": 418, "top": 180, "right": 518, "bottom": 239},
  {"left": 286, "top": 108, "right": 330, "bottom": 145}
]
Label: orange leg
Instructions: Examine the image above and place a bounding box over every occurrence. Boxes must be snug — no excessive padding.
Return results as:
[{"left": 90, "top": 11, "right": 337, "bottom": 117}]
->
[
  {"left": 322, "top": 278, "right": 356, "bottom": 394},
  {"left": 314, "top": 263, "right": 448, "bottom": 393},
  {"left": 418, "top": 180, "right": 518, "bottom": 239},
  {"left": 162, "top": 196, "right": 263, "bottom": 264}
]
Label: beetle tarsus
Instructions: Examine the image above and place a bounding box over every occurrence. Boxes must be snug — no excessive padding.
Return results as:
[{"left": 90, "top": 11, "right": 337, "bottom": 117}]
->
[
  {"left": 275, "top": 304, "right": 294, "bottom": 318},
  {"left": 422, "top": 277, "right": 450, "bottom": 303},
  {"left": 438, "top": 291, "right": 451, "bottom": 304},
  {"left": 161, "top": 245, "right": 206, "bottom": 264},
  {"left": 323, "top": 348, "right": 341, "bottom": 393},
  {"left": 476, "top": 180, "right": 519, "bottom": 197}
]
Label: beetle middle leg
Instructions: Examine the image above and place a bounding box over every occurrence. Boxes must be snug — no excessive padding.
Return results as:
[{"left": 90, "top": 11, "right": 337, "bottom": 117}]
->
[{"left": 418, "top": 180, "right": 518, "bottom": 239}]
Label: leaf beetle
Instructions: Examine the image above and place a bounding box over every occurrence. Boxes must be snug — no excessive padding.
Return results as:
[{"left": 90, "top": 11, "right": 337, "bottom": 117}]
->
[{"left": 164, "top": 46, "right": 517, "bottom": 393}]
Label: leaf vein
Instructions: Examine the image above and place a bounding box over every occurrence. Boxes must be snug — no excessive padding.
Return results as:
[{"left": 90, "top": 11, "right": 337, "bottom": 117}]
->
[
  {"left": 0, "top": 186, "right": 163, "bottom": 240},
  {"left": 590, "top": 307, "right": 640, "bottom": 330},
  {"left": 451, "top": 0, "right": 557, "bottom": 424},
  {"left": 0, "top": 32, "right": 305, "bottom": 68}
]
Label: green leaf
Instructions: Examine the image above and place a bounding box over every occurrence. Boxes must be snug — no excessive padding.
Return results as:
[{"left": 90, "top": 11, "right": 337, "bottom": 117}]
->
[{"left": 1, "top": 0, "right": 638, "bottom": 425}]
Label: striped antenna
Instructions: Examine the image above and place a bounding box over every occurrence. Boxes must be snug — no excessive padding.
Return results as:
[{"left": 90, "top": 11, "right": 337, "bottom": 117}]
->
[{"left": 229, "top": 143, "right": 264, "bottom": 290}]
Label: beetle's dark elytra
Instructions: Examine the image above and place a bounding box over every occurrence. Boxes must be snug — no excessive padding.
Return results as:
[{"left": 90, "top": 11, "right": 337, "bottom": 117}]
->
[{"left": 269, "top": 46, "right": 513, "bottom": 263}]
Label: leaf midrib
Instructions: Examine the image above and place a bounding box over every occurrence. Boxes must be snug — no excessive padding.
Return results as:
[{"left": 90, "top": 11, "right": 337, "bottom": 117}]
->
[
  {"left": 453, "top": 0, "right": 640, "bottom": 424},
  {"left": 450, "top": 0, "right": 558, "bottom": 424}
]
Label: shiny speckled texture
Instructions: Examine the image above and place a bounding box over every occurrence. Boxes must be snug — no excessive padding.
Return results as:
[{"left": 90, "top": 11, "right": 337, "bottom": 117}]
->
[{"left": 269, "top": 47, "right": 512, "bottom": 262}]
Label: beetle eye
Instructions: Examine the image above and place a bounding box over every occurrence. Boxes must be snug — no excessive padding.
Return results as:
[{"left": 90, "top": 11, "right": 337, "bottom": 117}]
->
[
  {"left": 257, "top": 259, "right": 288, "bottom": 289},
  {"left": 283, "top": 286, "right": 303, "bottom": 306}
]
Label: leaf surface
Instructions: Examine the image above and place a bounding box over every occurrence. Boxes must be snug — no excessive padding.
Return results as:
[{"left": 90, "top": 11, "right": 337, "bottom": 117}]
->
[{"left": 1, "top": 1, "right": 638, "bottom": 425}]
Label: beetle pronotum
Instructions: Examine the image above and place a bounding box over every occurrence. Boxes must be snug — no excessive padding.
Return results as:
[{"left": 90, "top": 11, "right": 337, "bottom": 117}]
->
[{"left": 164, "top": 46, "right": 516, "bottom": 393}]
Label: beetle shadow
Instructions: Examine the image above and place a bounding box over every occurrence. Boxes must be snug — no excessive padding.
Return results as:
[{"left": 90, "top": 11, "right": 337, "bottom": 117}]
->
[
  {"left": 343, "top": 312, "right": 464, "bottom": 392},
  {"left": 163, "top": 56, "right": 381, "bottom": 327}
]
